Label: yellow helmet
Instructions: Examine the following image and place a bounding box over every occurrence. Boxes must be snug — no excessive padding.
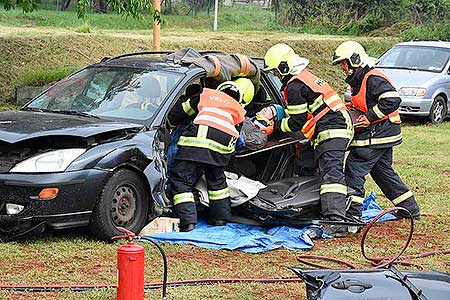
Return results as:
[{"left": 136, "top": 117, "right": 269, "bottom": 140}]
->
[
  {"left": 263, "top": 43, "right": 297, "bottom": 76},
  {"left": 217, "top": 78, "right": 255, "bottom": 107},
  {"left": 332, "top": 41, "right": 369, "bottom": 68}
]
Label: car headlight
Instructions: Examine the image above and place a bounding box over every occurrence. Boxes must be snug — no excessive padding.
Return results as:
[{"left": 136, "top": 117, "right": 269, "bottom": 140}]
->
[
  {"left": 10, "top": 149, "right": 86, "bottom": 173},
  {"left": 398, "top": 87, "right": 426, "bottom": 97}
]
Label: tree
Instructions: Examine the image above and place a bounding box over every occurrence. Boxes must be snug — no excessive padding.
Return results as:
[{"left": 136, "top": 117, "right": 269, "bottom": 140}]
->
[
  {"left": 0, "top": 0, "right": 158, "bottom": 19},
  {"left": 0, "top": 0, "right": 36, "bottom": 12}
]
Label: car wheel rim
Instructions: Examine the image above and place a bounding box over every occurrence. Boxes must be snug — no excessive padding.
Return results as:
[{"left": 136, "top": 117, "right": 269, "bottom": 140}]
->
[
  {"left": 111, "top": 185, "right": 138, "bottom": 227},
  {"left": 433, "top": 102, "right": 444, "bottom": 122}
]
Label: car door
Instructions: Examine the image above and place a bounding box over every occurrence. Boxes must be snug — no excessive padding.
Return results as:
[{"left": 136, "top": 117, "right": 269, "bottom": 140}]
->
[{"left": 144, "top": 70, "right": 204, "bottom": 213}]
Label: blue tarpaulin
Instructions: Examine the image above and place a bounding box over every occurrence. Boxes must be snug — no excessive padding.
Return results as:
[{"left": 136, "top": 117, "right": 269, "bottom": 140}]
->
[
  {"left": 146, "top": 192, "right": 395, "bottom": 253},
  {"left": 362, "top": 192, "right": 396, "bottom": 223}
]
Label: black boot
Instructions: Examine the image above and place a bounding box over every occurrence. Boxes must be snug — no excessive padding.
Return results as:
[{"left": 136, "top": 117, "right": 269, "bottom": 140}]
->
[
  {"left": 346, "top": 199, "right": 362, "bottom": 220},
  {"left": 394, "top": 202, "right": 421, "bottom": 220},
  {"left": 321, "top": 215, "right": 354, "bottom": 238},
  {"left": 179, "top": 223, "right": 196, "bottom": 232},
  {"left": 207, "top": 219, "right": 227, "bottom": 226}
]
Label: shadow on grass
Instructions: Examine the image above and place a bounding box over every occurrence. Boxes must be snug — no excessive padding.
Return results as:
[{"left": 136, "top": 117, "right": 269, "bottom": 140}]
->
[{"left": 3, "top": 225, "right": 101, "bottom": 244}]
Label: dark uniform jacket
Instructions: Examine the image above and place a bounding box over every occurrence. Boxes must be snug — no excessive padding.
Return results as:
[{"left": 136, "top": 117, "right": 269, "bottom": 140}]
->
[
  {"left": 347, "top": 66, "right": 402, "bottom": 149},
  {"left": 167, "top": 94, "right": 201, "bottom": 127},
  {"left": 168, "top": 90, "right": 242, "bottom": 167},
  {"left": 276, "top": 74, "right": 350, "bottom": 159}
]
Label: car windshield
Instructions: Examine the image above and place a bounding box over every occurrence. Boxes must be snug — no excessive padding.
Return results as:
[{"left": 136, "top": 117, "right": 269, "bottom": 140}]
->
[
  {"left": 377, "top": 45, "right": 450, "bottom": 73},
  {"left": 25, "top": 66, "right": 183, "bottom": 122}
]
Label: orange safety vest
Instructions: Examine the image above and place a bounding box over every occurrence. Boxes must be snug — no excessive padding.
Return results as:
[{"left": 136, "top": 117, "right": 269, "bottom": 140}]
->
[
  {"left": 350, "top": 69, "right": 401, "bottom": 124},
  {"left": 284, "top": 69, "right": 346, "bottom": 140},
  {"left": 194, "top": 88, "right": 246, "bottom": 137}
]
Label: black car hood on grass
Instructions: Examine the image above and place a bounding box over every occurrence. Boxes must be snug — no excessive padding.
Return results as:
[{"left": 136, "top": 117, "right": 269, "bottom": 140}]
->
[{"left": 0, "top": 111, "right": 144, "bottom": 143}]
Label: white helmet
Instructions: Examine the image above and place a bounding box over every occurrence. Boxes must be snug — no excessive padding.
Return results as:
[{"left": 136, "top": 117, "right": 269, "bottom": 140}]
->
[{"left": 332, "top": 41, "right": 369, "bottom": 68}]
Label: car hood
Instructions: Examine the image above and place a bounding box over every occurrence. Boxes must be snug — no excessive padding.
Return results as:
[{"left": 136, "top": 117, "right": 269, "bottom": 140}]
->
[
  {"left": 0, "top": 111, "right": 145, "bottom": 143},
  {"left": 376, "top": 67, "right": 439, "bottom": 89}
]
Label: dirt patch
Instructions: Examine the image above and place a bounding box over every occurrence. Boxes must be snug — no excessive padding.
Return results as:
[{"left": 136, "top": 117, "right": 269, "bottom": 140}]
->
[{"left": 168, "top": 247, "right": 295, "bottom": 279}]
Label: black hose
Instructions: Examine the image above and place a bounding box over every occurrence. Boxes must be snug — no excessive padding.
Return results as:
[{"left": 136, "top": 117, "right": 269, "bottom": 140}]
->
[
  {"left": 0, "top": 277, "right": 302, "bottom": 292},
  {"left": 0, "top": 286, "right": 112, "bottom": 292},
  {"left": 139, "top": 236, "right": 168, "bottom": 300}
]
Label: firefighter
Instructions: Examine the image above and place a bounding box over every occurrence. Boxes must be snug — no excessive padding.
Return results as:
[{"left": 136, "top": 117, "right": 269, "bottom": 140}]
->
[
  {"left": 263, "top": 44, "right": 353, "bottom": 237},
  {"left": 332, "top": 41, "right": 420, "bottom": 220},
  {"left": 169, "top": 78, "right": 255, "bottom": 232},
  {"left": 167, "top": 83, "right": 203, "bottom": 128}
]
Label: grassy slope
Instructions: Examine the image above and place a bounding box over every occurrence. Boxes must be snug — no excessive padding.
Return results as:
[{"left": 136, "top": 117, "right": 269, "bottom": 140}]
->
[
  {"left": 0, "top": 7, "right": 397, "bottom": 103},
  {"left": 0, "top": 26, "right": 396, "bottom": 103}
]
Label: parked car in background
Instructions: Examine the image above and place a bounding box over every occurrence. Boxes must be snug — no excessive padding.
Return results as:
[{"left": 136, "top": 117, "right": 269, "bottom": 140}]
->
[
  {"left": 345, "top": 41, "right": 450, "bottom": 124},
  {"left": 377, "top": 41, "right": 450, "bottom": 124}
]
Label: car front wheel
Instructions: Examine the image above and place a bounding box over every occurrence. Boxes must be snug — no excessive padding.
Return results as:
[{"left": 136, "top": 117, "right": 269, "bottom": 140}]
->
[
  {"left": 428, "top": 96, "right": 447, "bottom": 124},
  {"left": 89, "top": 168, "right": 149, "bottom": 240}
]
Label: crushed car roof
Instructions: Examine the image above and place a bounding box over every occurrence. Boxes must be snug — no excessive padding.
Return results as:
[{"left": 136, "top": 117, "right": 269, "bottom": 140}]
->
[{"left": 97, "top": 50, "right": 265, "bottom": 70}]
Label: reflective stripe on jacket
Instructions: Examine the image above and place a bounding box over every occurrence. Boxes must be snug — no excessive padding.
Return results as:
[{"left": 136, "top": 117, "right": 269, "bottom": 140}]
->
[
  {"left": 284, "top": 70, "right": 347, "bottom": 140},
  {"left": 177, "top": 125, "right": 237, "bottom": 155},
  {"left": 350, "top": 69, "right": 401, "bottom": 125},
  {"left": 194, "top": 88, "right": 246, "bottom": 137}
]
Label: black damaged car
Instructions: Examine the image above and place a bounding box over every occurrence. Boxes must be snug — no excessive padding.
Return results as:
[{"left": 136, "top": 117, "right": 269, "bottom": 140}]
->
[{"left": 0, "top": 50, "right": 321, "bottom": 241}]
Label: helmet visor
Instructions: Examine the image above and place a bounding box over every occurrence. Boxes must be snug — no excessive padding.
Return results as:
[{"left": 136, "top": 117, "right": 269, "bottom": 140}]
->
[
  {"left": 263, "top": 62, "right": 275, "bottom": 72},
  {"left": 332, "top": 53, "right": 343, "bottom": 65}
]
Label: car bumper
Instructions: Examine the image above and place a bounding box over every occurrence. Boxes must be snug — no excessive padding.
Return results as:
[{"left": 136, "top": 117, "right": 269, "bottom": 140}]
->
[
  {"left": 398, "top": 97, "right": 433, "bottom": 116},
  {"left": 0, "top": 168, "right": 110, "bottom": 229}
]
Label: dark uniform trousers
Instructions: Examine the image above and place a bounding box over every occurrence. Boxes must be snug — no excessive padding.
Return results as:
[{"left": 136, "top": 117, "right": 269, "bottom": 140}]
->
[
  {"left": 346, "top": 146, "right": 415, "bottom": 217},
  {"left": 169, "top": 159, "right": 231, "bottom": 226},
  {"left": 318, "top": 147, "right": 348, "bottom": 219}
]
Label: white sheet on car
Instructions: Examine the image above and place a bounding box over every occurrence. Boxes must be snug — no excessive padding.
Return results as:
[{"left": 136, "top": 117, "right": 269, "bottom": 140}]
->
[{"left": 196, "top": 172, "right": 266, "bottom": 207}]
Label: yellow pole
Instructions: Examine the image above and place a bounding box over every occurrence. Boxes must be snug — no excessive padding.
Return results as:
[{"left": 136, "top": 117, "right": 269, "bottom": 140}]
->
[{"left": 153, "top": 0, "right": 161, "bottom": 51}]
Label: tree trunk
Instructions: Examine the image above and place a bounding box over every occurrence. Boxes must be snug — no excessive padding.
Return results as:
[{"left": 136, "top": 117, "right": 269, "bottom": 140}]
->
[
  {"left": 60, "top": 0, "right": 72, "bottom": 11},
  {"left": 93, "top": 0, "right": 108, "bottom": 13}
]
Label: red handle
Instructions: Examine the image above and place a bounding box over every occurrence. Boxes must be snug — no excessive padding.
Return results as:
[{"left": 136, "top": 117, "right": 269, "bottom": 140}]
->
[{"left": 111, "top": 227, "right": 136, "bottom": 240}]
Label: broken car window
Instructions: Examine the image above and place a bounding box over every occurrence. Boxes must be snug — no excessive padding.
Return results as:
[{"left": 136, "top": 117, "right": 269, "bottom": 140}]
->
[{"left": 27, "top": 66, "right": 183, "bottom": 122}]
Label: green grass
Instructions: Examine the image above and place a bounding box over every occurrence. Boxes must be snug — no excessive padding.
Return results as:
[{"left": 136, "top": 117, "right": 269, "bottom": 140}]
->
[
  {"left": 0, "top": 103, "right": 18, "bottom": 110},
  {"left": 366, "top": 121, "right": 450, "bottom": 215},
  {"left": 0, "top": 120, "right": 449, "bottom": 299},
  {"left": 400, "top": 22, "right": 450, "bottom": 41},
  {"left": 0, "top": 6, "right": 274, "bottom": 32},
  {"left": 16, "top": 66, "right": 78, "bottom": 87}
]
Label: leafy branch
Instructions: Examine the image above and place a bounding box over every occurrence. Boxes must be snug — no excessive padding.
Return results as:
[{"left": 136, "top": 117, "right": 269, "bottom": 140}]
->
[{"left": 0, "top": 0, "right": 162, "bottom": 22}]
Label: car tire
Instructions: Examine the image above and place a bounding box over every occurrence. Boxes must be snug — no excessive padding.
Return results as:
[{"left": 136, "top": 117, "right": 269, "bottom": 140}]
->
[
  {"left": 89, "top": 168, "right": 149, "bottom": 240},
  {"left": 428, "top": 96, "right": 447, "bottom": 124}
]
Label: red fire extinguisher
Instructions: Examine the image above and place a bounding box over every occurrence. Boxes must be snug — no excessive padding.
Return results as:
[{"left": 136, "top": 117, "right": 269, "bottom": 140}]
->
[{"left": 113, "top": 227, "right": 145, "bottom": 300}]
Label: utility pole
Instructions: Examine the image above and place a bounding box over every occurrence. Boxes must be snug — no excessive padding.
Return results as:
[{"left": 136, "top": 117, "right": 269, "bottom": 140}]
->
[
  {"left": 153, "top": 0, "right": 161, "bottom": 50},
  {"left": 213, "top": 0, "right": 219, "bottom": 31}
]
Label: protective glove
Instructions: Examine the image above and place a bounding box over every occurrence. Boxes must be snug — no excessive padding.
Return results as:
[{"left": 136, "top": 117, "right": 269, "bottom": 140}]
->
[{"left": 356, "top": 115, "right": 371, "bottom": 127}]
